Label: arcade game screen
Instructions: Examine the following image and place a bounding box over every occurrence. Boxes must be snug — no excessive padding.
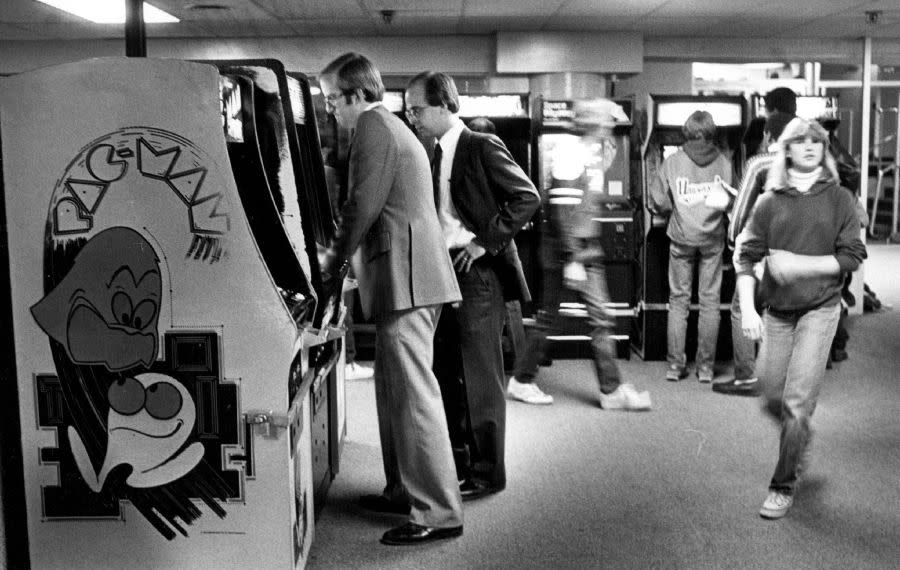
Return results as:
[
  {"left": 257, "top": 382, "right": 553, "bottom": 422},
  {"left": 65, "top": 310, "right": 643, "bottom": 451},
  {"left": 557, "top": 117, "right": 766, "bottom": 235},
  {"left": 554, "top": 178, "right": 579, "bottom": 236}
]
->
[
  {"left": 382, "top": 90, "right": 405, "bottom": 114},
  {"left": 538, "top": 133, "right": 583, "bottom": 195},
  {"left": 656, "top": 101, "right": 743, "bottom": 128},
  {"left": 220, "top": 76, "right": 243, "bottom": 143}
]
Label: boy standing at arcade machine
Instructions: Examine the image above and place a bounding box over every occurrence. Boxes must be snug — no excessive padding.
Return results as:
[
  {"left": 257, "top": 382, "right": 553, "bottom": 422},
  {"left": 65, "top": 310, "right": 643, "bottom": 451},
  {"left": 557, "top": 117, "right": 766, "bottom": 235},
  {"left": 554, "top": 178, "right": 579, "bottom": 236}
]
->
[{"left": 649, "top": 111, "right": 734, "bottom": 383}]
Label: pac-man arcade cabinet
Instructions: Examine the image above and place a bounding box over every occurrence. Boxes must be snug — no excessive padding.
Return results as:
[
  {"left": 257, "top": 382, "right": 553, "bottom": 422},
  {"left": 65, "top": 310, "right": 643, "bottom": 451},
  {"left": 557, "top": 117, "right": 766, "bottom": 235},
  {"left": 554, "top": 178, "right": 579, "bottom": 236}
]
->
[
  {"left": 0, "top": 57, "right": 341, "bottom": 569},
  {"left": 210, "top": 60, "right": 346, "bottom": 515},
  {"left": 533, "top": 97, "right": 639, "bottom": 358},
  {"left": 636, "top": 94, "right": 748, "bottom": 360}
]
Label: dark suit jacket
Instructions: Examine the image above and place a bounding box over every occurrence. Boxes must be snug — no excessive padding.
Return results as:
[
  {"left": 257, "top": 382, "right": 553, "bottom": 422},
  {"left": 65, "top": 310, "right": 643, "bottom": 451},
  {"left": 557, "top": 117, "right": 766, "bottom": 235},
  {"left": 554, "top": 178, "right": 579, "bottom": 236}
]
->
[
  {"left": 331, "top": 105, "right": 461, "bottom": 319},
  {"left": 449, "top": 128, "right": 540, "bottom": 302}
]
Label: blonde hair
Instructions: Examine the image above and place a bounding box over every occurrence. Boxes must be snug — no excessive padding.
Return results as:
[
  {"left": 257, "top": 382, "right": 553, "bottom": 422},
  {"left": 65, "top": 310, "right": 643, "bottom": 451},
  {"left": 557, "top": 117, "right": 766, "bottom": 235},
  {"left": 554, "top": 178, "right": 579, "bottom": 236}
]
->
[{"left": 764, "top": 118, "right": 840, "bottom": 190}]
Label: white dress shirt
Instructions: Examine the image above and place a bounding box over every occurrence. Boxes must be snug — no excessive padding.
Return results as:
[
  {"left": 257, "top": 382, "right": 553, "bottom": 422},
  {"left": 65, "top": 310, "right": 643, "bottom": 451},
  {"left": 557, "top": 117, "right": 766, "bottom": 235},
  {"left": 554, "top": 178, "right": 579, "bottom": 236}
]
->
[{"left": 435, "top": 118, "right": 476, "bottom": 249}]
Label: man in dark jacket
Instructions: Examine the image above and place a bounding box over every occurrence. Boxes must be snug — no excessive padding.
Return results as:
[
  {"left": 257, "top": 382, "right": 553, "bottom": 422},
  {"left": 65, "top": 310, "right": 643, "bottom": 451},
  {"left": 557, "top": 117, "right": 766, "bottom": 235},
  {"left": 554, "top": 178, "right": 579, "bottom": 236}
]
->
[{"left": 405, "top": 72, "right": 539, "bottom": 499}]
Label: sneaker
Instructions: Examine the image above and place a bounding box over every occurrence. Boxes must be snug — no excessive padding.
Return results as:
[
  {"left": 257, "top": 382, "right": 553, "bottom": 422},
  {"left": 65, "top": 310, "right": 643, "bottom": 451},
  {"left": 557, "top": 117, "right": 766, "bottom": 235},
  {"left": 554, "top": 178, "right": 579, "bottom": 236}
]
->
[
  {"left": 697, "top": 366, "right": 714, "bottom": 383},
  {"left": 598, "top": 383, "right": 652, "bottom": 411},
  {"left": 345, "top": 362, "right": 374, "bottom": 380},
  {"left": 759, "top": 491, "right": 793, "bottom": 519},
  {"left": 712, "top": 377, "right": 758, "bottom": 396},
  {"left": 665, "top": 364, "right": 687, "bottom": 382},
  {"left": 507, "top": 377, "right": 553, "bottom": 405}
]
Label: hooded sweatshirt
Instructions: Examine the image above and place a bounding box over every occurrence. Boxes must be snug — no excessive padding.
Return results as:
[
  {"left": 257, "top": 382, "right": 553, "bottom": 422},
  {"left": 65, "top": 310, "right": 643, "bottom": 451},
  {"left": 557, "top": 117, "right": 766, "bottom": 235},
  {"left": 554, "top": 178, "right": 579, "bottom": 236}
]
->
[
  {"left": 650, "top": 139, "right": 733, "bottom": 247},
  {"left": 736, "top": 178, "right": 867, "bottom": 311}
]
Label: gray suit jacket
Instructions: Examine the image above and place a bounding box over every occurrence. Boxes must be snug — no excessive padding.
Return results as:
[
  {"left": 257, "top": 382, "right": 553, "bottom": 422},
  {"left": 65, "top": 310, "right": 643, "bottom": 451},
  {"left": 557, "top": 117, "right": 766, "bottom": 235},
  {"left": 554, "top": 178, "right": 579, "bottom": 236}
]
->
[{"left": 331, "top": 105, "right": 461, "bottom": 319}]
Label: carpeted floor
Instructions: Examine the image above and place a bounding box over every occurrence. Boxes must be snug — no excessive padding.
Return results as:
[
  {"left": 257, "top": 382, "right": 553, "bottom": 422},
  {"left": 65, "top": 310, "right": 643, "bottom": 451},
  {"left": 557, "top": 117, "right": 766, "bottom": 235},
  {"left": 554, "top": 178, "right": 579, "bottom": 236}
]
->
[{"left": 307, "top": 244, "right": 900, "bottom": 570}]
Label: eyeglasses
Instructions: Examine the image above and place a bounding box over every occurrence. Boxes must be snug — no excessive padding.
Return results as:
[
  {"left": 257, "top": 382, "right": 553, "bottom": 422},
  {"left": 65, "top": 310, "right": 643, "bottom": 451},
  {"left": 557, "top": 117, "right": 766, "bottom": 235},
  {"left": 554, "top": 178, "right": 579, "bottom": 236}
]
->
[
  {"left": 405, "top": 106, "right": 428, "bottom": 120},
  {"left": 323, "top": 93, "right": 343, "bottom": 110}
]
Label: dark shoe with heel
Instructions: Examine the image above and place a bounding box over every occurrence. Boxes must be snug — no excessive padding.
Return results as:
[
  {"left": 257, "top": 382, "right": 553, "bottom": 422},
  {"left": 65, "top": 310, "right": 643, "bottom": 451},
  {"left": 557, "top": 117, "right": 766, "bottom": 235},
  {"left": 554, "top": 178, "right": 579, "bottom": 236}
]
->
[
  {"left": 380, "top": 522, "right": 463, "bottom": 545},
  {"left": 359, "top": 494, "right": 410, "bottom": 515},
  {"left": 459, "top": 478, "right": 503, "bottom": 501}
]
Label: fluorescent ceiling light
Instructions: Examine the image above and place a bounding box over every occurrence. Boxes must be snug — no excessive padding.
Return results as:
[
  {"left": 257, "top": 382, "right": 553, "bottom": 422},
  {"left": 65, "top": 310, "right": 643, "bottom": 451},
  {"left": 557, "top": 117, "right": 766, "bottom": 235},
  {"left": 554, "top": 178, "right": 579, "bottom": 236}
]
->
[{"left": 37, "top": 0, "right": 179, "bottom": 24}]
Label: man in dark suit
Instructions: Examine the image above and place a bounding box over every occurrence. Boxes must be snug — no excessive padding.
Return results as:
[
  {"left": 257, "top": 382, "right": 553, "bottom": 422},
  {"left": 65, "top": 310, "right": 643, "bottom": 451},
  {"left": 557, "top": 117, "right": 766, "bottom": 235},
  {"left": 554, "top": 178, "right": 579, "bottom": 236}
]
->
[
  {"left": 405, "top": 72, "right": 540, "bottom": 499},
  {"left": 319, "top": 53, "right": 463, "bottom": 545}
]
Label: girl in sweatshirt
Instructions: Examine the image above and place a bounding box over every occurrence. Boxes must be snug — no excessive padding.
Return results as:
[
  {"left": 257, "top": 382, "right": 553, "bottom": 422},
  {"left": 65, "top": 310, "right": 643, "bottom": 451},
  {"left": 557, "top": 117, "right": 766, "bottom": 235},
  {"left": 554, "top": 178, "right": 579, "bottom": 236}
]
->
[
  {"left": 650, "top": 110, "right": 733, "bottom": 383},
  {"left": 735, "top": 118, "right": 866, "bottom": 520}
]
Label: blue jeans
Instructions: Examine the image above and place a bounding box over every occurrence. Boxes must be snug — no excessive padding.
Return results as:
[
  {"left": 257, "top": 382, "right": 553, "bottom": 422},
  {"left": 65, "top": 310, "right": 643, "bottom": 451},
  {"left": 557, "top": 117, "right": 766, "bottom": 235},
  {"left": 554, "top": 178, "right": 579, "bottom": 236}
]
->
[
  {"left": 730, "top": 289, "right": 757, "bottom": 380},
  {"left": 514, "top": 262, "right": 621, "bottom": 395},
  {"left": 757, "top": 303, "right": 841, "bottom": 494},
  {"left": 666, "top": 241, "right": 723, "bottom": 371}
]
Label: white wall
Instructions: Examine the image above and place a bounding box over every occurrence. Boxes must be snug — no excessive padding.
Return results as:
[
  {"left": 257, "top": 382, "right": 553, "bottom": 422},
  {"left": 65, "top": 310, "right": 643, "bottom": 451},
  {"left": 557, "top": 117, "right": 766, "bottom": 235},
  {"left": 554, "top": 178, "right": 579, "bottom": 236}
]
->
[{"left": 616, "top": 61, "right": 694, "bottom": 108}]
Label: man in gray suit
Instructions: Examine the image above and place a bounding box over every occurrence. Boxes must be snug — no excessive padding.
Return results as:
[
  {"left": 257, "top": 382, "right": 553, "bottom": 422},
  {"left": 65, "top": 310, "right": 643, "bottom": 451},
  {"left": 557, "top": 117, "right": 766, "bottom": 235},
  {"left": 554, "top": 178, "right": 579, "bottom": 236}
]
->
[{"left": 319, "top": 53, "right": 463, "bottom": 545}]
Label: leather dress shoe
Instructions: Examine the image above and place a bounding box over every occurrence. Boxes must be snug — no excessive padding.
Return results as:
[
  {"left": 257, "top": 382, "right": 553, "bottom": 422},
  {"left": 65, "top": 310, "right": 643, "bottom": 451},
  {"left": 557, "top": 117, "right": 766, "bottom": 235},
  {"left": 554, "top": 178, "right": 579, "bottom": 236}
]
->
[
  {"left": 380, "top": 522, "right": 463, "bottom": 545},
  {"left": 711, "top": 377, "right": 759, "bottom": 396},
  {"left": 359, "top": 494, "right": 410, "bottom": 515},
  {"left": 459, "top": 478, "right": 502, "bottom": 501}
]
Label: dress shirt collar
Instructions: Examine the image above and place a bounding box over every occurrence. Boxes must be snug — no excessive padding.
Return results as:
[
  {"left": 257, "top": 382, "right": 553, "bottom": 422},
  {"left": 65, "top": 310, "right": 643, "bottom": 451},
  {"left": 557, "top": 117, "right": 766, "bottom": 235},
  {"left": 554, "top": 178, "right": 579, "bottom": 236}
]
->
[{"left": 436, "top": 117, "right": 466, "bottom": 158}]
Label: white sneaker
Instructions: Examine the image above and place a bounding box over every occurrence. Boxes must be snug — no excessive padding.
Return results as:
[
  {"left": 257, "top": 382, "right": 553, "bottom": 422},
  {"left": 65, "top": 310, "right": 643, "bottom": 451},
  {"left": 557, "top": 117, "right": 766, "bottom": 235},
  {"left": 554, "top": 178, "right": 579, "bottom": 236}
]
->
[
  {"left": 598, "top": 383, "right": 652, "bottom": 411},
  {"left": 345, "top": 362, "right": 374, "bottom": 380},
  {"left": 507, "top": 377, "right": 553, "bottom": 405},
  {"left": 759, "top": 491, "right": 793, "bottom": 519}
]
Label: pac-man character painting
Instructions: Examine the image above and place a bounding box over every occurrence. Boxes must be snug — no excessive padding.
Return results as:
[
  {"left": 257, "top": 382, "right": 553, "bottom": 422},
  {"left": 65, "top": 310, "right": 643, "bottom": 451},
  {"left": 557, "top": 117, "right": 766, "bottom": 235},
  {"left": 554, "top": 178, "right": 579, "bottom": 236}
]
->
[
  {"left": 68, "top": 373, "right": 204, "bottom": 492},
  {"left": 31, "top": 226, "right": 162, "bottom": 372},
  {"left": 26, "top": 124, "right": 240, "bottom": 541}
]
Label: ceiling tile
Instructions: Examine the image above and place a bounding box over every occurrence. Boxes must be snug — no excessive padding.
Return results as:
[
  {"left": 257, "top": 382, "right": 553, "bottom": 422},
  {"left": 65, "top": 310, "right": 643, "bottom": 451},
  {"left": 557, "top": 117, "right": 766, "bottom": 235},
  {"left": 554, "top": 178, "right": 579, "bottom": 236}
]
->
[
  {"left": 372, "top": 12, "right": 459, "bottom": 35},
  {"left": 153, "top": 0, "right": 272, "bottom": 20},
  {"left": 464, "top": 0, "right": 564, "bottom": 17},
  {"left": 0, "top": 22, "right": 55, "bottom": 40},
  {"left": 15, "top": 22, "right": 123, "bottom": 40},
  {"left": 282, "top": 19, "right": 378, "bottom": 36},
  {"left": 634, "top": 16, "right": 735, "bottom": 36},
  {"left": 363, "top": 0, "right": 464, "bottom": 11},
  {"left": 249, "top": 0, "right": 369, "bottom": 19},
  {"left": 543, "top": 15, "right": 642, "bottom": 32},
  {"left": 557, "top": 0, "right": 665, "bottom": 18},
  {"left": 458, "top": 16, "right": 550, "bottom": 34}
]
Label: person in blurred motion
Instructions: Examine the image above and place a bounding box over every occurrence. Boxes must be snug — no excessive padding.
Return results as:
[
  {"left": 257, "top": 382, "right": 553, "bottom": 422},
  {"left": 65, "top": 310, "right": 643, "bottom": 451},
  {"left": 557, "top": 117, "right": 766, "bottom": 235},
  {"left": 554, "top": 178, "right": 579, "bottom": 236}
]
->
[
  {"left": 512, "top": 99, "right": 652, "bottom": 412},
  {"left": 319, "top": 53, "right": 464, "bottom": 545},
  {"left": 649, "top": 110, "right": 733, "bottom": 384},
  {"left": 735, "top": 118, "right": 866, "bottom": 519},
  {"left": 466, "top": 116, "right": 550, "bottom": 405},
  {"left": 715, "top": 88, "right": 797, "bottom": 396},
  {"left": 405, "top": 73, "right": 540, "bottom": 500}
]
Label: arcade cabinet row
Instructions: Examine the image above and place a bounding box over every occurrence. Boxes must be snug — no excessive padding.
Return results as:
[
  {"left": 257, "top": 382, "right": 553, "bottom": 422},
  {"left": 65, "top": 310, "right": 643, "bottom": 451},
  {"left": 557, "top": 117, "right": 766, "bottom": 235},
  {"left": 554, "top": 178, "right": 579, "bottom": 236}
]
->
[
  {"left": 319, "top": 90, "right": 843, "bottom": 364},
  {"left": 1, "top": 58, "right": 346, "bottom": 569},
  {"left": 636, "top": 93, "right": 843, "bottom": 361}
]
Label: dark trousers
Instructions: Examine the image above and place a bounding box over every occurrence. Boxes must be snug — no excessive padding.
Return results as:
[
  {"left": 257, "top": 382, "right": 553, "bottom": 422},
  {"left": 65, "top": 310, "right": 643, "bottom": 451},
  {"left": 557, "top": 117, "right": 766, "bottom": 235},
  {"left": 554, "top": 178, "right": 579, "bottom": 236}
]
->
[
  {"left": 514, "top": 261, "right": 621, "bottom": 394},
  {"left": 433, "top": 258, "right": 507, "bottom": 488}
]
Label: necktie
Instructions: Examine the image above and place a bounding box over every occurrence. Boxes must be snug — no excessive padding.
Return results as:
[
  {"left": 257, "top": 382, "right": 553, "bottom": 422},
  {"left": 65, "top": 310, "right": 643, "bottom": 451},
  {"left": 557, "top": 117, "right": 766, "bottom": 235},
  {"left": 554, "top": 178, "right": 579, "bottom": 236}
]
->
[{"left": 431, "top": 142, "right": 442, "bottom": 211}]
